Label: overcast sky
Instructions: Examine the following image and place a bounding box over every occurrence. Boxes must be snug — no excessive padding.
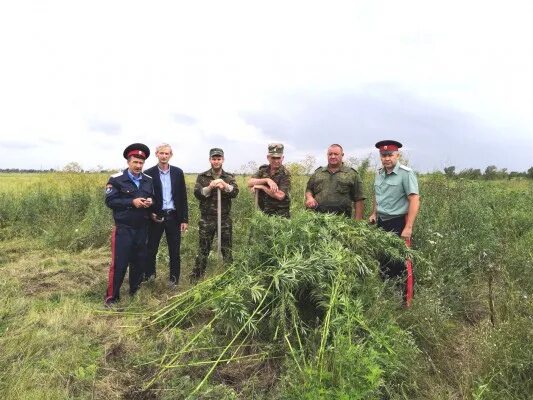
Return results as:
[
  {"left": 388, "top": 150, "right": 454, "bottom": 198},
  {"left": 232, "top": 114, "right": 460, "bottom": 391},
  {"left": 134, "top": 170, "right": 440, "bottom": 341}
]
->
[{"left": 1, "top": 0, "right": 532, "bottom": 173}]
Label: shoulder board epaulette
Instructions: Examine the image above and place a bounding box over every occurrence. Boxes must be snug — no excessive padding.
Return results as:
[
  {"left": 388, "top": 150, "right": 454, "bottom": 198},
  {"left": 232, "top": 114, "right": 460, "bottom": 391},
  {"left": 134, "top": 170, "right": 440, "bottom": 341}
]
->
[
  {"left": 142, "top": 173, "right": 153, "bottom": 179},
  {"left": 314, "top": 166, "right": 323, "bottom": 172},
  {"left": 110, "top": 171, "right": 122, "bottom": 178},
  {"left": 399, "top": 164, "right": 412, "bottom": 172},
  {"left": 259, "top": 164, "right": 269, "bottom": 169}
]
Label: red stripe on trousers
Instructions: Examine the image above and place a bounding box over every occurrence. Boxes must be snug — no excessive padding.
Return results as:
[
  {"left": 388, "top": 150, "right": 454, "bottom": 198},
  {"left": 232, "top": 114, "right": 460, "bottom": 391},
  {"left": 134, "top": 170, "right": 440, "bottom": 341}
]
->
[
  {"left": 404, "top": 224, "right": 414, "bottom": 307},
  {"left": 105, "top": 226, "right": 117, "bottom": 301}
]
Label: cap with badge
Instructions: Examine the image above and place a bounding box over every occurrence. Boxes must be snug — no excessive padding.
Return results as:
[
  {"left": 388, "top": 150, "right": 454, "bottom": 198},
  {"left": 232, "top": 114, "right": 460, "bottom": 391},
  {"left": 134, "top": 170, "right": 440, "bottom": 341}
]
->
[
  {"left": 209, "top": 148, "right": 224, "bottom": 157},
  {"left": 268, "top": 143, "right": 284, "bottom": 157},
  {"left": 123, "top": 143, "right": 150, "bottom": 160},
  {"left": 375, "top": 140, "right": 402, "bottom": 155}
]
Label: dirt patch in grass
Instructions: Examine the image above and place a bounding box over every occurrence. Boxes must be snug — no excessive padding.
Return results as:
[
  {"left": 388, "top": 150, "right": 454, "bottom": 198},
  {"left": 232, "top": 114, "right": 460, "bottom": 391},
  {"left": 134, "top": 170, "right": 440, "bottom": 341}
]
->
[
  {"left": 214, "top": 353, "right": 281, "bottom": 394},
  {"left": 0, "top": 238, "right": 41, "bottom": 265},
  {"left": 3, "top": 248, "right": 110, "bottom": 298},
  {"left": 105, "top": 342, "right": 127, "bottom": 363},
  {"left": 123, "top": 387, "right": 158, "bottom": 400}
]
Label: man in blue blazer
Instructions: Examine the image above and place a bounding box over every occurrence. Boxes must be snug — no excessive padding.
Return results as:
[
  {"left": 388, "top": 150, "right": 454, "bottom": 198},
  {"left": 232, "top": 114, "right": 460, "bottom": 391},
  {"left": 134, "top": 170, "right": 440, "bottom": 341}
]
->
[{"left": 144, "top": 143, "right": 189, "bottom": 286}]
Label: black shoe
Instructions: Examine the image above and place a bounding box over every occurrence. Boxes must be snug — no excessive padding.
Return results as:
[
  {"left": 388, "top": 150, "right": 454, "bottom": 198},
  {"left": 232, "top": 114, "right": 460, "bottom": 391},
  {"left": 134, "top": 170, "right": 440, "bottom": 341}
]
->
[
  {"left": 168, "top": 280, "right": 177, "bottom": 290},
  {"left": 104, "top": 298, "right": 116, "bottom": 308},
  {"left": 142, "top": 274, "right": 156, "bottom": 282},
  {"left": 189, "top": 273, "right": 201, "bottom": 284}
]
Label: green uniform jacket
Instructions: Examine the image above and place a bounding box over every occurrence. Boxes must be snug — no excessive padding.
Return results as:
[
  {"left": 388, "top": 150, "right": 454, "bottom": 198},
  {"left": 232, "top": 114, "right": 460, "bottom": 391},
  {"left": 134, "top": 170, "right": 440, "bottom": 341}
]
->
[
  {"left": 374, "top": 163, "right": 419, "bottom": 218},
  {"left": 253, "top": 164, "right": 291, "bottom": 217},
  {"left": 306, "top": 165, "right": 365, "bottom": 216},
  {"left": 194, "top": 169, "right": 239, "bottom": 218}
]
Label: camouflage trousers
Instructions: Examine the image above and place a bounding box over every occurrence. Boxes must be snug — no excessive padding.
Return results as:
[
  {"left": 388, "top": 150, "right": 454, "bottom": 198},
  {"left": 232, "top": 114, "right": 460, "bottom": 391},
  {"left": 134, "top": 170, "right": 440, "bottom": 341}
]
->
[{"left": 192, "top": 216, "right": 233, "bottom": 279}]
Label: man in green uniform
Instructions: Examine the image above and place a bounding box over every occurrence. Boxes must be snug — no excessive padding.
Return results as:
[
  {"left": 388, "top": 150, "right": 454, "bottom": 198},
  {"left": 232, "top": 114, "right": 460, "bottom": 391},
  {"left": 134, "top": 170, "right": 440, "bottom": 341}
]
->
[
  {"left": 305, "top": 144, "right": 365, "bottom": 219},
  {"left": 368, "top": 140, "right": 420, "bottom": 300},
  {"left": 247, "top": 143, "right": 291, "bottom": 218},
  {"left": 191, "top": 148, "right": 239, "bottom": 281}
]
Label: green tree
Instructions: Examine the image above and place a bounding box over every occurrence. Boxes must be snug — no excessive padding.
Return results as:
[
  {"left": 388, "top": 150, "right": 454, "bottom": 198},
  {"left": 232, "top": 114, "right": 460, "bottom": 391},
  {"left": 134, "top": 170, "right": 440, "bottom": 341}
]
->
[
  {"left": 444, "top": 166, "right": 456, "bottom": 178},
  {"left": 458, "top": 168, "right": 482, "bottom": 179},
  {"left": 299, "top": 154, "right": 316, "bottom": 175},
  {"left": 484, "top": 165, "right": 498, "bottom": 180},
  {"left": 62, "top": 162, "right": 83, "bottom": 173}
]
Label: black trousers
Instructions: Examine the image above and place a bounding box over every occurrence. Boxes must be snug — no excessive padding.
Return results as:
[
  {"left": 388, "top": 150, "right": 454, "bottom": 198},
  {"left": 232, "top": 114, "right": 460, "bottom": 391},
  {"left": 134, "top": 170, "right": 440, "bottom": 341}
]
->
[
  {"left": 146, "top": 212, "right": 182, "bottom": 283},
  {"left": 105, "top": 224, "right": 147, "bottom": 303},
  {"left": 377, "top": 215, "right": 413, "bottom": 288}
]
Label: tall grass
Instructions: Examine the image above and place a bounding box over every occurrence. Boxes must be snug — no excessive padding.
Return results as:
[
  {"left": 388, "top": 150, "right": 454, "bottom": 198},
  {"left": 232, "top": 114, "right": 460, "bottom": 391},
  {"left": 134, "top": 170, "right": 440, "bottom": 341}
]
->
[{"left": 0, "top": 172, "right": 531, "bottom": 399}]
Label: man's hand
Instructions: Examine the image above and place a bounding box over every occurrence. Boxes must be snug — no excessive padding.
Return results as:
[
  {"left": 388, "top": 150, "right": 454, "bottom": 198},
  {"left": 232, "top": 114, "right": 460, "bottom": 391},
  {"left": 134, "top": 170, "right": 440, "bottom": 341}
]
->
[
  {"left": 368, "top": 213, "right": 377, "bottom": 224},
  {"left": 265, "top": 178, "right": 278, "bottom": 192},
  {"left": 209, "top": 178, "right": 227, "bottom": 191},
  {"left": 151, "top": 212, "right": 164, "bottom": 223},
  {"left": 133, "top": 198, "right": 150, "bottom": 208},
  {"left": 401, "top": 226, "right": 413, "bottom": 239},
  {"left": 305, "top": 195, "right": 318, "bottom": 209},
  {"left": 180, "top": 223, "right": 189, "bottom": 233}
]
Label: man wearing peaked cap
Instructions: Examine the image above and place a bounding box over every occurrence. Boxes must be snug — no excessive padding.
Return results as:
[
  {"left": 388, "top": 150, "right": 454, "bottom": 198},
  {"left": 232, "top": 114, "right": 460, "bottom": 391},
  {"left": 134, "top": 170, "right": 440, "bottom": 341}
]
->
[
  {"left": 369, "top": 140, "right": 420, "bottom": 303},
  {"left": 374, "top": 140, "right": 402, "bottom": 154},
  {"left": 123, "top": 143, "right": 150, "bottom": 160},
  {"left": 247, "top": 143, "right": 291, "bottom": 218},
  {"left": 103, "top": 143, "right": 155, "bottom": 307},
  {"left": 209, "top": 148, "right": 224, "bottom": 157},
  {"left": 191, "top": 148, "right": 239, "bottom": 282}
]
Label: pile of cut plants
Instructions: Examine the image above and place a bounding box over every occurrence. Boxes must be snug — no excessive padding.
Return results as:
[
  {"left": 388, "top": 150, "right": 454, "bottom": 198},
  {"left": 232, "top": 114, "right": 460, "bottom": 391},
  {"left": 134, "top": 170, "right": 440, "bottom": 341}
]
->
[{"left": 142, "top": 211, "right": 422, "bottom": 398}]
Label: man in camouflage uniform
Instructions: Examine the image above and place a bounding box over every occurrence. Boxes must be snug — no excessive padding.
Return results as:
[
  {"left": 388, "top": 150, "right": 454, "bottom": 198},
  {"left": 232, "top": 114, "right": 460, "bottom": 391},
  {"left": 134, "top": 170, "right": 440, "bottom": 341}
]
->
[
  {"left": 247, "top": 143, "right": 291, "bottom": 218},
  {"left": 305, "top": 143, "right": 365, "bottom": 219},
  {"left": 191, "top": 148, "right": 239, "bottom": 281}
]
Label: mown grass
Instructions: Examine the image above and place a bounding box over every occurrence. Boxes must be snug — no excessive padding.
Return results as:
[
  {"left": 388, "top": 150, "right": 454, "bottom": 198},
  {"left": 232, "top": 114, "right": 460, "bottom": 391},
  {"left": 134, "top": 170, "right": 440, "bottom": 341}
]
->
[{"left": 0, "top": 172, "right": 531, "bottom": 399}]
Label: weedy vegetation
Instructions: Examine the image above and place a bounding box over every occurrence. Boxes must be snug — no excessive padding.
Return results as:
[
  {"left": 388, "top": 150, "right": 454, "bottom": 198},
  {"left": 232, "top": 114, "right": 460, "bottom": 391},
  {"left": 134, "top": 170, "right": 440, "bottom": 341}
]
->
[{"left": 0, "top": 171, "right": 531, "bottom": 399}]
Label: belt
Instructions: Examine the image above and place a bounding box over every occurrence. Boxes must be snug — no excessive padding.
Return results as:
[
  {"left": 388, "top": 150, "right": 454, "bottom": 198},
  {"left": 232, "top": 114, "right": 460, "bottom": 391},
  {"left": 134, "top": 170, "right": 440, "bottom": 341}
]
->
[{"left": 162, "top": 209, "right": 177, "bottom": 215}]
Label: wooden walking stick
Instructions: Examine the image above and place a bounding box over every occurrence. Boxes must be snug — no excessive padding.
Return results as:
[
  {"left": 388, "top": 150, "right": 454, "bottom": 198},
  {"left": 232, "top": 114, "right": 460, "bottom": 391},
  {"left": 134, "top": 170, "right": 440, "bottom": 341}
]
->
[
  {"left": 217, "top": 187, "right": 222, "bottom": 259},
  {"left": 254, "top": 188, "right": 259, "bottom": 210}
]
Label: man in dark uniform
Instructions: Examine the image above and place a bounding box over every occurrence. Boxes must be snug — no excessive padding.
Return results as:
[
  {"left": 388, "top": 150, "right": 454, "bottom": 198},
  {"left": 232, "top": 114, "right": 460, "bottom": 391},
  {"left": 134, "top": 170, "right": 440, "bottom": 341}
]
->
[
  {"left": 368, "top": 140, "right": 420, "bottom": 301},
  {"left": 191, "top": 148, "right": 239, "bottom": 281},
  {"left": 247, "top": 143, "right": 291, "bottom": 218},
  {"left": 144, "top": 143, "right": 188, "bottom": 287},
  {"left": 305, "top": 144, "right": 365, "bottom": 219},
  {"left": 104, "top": 143, "right": 154, "bottom": 307}
]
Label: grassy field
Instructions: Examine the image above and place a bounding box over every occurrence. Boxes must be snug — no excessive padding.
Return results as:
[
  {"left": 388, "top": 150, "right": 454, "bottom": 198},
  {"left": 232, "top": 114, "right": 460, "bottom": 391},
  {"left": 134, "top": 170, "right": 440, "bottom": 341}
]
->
[{"left": 0, "top": 172, "right": 531, "bottom": 399}]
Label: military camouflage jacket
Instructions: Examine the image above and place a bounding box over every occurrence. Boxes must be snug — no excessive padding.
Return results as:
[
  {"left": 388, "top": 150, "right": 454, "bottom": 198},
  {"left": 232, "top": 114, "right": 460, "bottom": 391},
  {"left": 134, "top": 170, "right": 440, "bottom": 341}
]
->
[
  {"left": 306, "top": 164, "right": 365, "bottom": 216},
  {"left": 193, "top": 169, "right": 239, "bottom": 218},
  {"left": 253, "top": 164, "right": 291, "bottom": 217}
]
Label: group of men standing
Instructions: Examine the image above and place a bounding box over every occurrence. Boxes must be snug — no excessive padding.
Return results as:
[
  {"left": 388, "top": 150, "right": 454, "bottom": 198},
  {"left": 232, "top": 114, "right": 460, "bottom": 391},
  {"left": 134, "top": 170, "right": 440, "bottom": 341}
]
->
[{"left": 104, "top": 140, "right": 419, "bottom": 307}]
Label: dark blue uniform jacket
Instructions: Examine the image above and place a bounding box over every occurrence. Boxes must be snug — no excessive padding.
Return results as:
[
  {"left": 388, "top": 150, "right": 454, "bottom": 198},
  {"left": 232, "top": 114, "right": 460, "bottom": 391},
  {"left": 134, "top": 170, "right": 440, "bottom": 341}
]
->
[{"left": 105, "top": 169, "right": 154, "bottom": 228}]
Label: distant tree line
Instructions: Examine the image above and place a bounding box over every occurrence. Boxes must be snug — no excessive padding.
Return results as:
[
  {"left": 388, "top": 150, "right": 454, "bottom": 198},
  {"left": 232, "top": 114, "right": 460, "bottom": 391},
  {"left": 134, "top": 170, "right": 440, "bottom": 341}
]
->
[
  {"left": 2, "top": 161, "right": 533, "bottom": 180},
  {"left": 0, "top": 168, "right": 57, "bottom": 173},
  {"left": 443, "top": 165, "right": 533, "bottom": 180},
  {"left": 0, "top": 162, "right": 119, "bottom": 174}
]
